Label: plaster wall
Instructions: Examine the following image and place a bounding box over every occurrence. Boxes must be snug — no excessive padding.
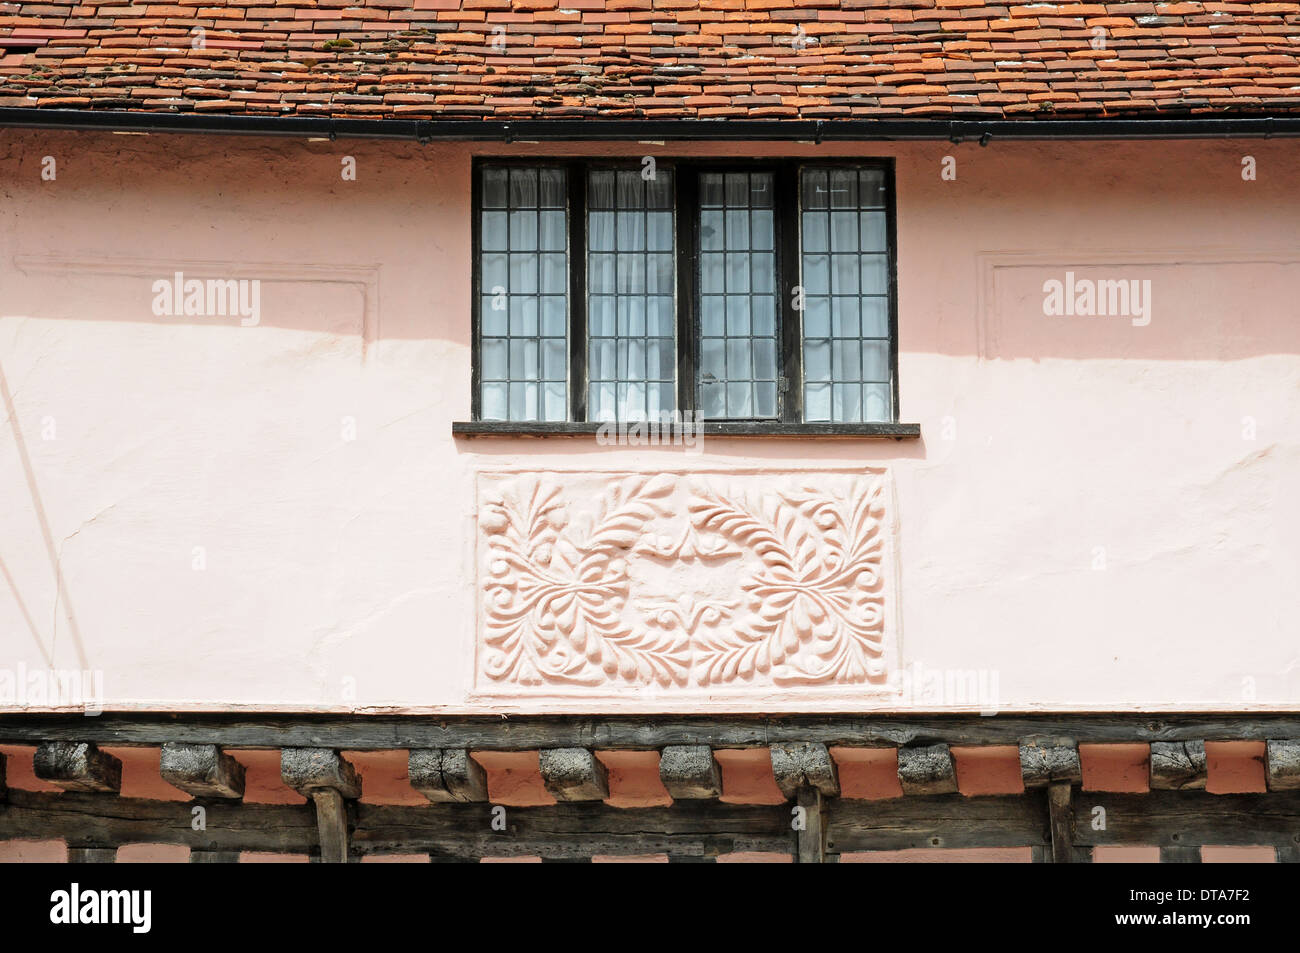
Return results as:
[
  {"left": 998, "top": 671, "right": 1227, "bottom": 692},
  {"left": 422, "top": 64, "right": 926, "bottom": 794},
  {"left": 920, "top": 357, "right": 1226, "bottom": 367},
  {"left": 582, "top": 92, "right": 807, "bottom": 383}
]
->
[{"left": 0, "top": 131, "right": 1296, "bottom": 713}]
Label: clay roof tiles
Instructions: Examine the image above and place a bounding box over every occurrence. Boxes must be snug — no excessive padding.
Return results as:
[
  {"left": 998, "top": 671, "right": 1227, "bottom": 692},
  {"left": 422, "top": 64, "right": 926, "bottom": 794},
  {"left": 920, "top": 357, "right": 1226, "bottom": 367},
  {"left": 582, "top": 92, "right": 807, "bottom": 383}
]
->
[{"left": 0, "top": 0, "right": 1297, "bottom": 120}]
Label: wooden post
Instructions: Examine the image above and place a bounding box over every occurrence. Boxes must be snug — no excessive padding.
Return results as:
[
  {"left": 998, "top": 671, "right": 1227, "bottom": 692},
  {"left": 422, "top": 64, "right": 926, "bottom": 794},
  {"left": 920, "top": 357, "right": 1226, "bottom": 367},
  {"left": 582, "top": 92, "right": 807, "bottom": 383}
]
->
[
  {"left": 1047, "top": 781, "right": 1075, "bottom": 863},
  {"left": 795, "top": 787, "right": 827, "bottom": 864},
  {"left": 769, "top": 744, "right": 836, "bottom": 864},
  {"left": 311, "top": 789, "right": 349, "bottom": 864},
  {"left": 68, "top": 847, "right": 116, "bottom": 863},
  {"left": 1160, "top": 846, "right": 1202, "bottom": 863},
  {"left": 281, "top": 748, "right": 361, "bottom": 864},
  {"left": 190, "top": 850, "right": 241, "bottom": 863}
]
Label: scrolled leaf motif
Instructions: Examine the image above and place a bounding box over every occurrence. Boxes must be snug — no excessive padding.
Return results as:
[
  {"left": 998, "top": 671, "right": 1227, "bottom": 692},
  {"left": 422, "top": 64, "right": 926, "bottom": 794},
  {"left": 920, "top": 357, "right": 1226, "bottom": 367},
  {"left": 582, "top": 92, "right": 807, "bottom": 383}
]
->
[
  {"left": 688, "top": 481, "right": 888, "bottom": 686},
  {"left": 482, "top": 474, "right": 688, "bottom": 687}
]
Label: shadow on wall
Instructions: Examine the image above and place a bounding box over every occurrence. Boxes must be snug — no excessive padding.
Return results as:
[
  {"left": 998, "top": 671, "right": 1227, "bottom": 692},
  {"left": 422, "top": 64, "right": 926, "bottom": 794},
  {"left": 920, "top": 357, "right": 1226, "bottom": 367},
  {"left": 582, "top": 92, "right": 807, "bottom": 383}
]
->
[{"left": 1, "top": 132, "right": 1298, "bottom": 359}]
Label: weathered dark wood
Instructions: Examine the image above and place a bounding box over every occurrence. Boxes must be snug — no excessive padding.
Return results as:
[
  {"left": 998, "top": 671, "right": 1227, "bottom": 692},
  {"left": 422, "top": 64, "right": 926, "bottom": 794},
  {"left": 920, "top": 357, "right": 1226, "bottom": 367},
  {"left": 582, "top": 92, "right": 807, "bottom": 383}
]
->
[
  {"left": 0, "top": 788, "right": 315, "bottom": 852},
  {"left": 1266, "top": 740, "right": 1300, "bottom": 791},
  {"left": 453, "top": 421, "right": 922, "bottom": 439},
  {"left": 827, "top": 794, "right": 1049, "bottom": 853},
  {"left": 160, "top": 743, "right": 245, "bottom": 800},
  {"left": 353, "top": 801, "right": 790, "bottom": 860},
  {"left": 770, "top": 742, "right": 839, "bottom": 799},
  {"left": 1275, "top": 844, "right": 1300, "bottom": 863},
  {"left": 1075, "top": 792, "right": 1300, "bottom": 847},
  {"left": 0, "top": 789, "right": 790, "bottom": 859},
  {"left": 311, "top": 788, "right": 349, "bottom": 864},
  {"left": 13, "top": 784, "right": 1300, "bottom": 861},
  {"left": 280, "top": 748, "right": 361, "bottom": 799},
  {"left": 280, "top": 748, "right": 360, "bottom": 863},
  {"left": 9, "top": 713, "right": 1300, "bottom": 750},
  {"left": 659, "top": 745, "right": 721, "bottom": 800},
  {"left": 408, "top": 749, "right": 488, "bottom": 803},
  {"left": 1047, "top": 781, "right": 1074, "bottom": 863},
  {"left": 795, "top": 787, "right": 826, "bottom": 864},
  {"left": 189, "top": 850, "right": 240, "bottom": 863},
  {"left": 1150, "top": 740, "right": 1207, "bottom": 790},
  {"left": 1019, "top": 743, "right": 1081, "bottom": 788},
  {"left": 897, "top": 744, "right": 957, "bottom": 796},
  {"left": 1160, "top": 846, "right": 1202, "bottom": 863},
  {"left": 33, "top": 742, "right": 122, "bottom": 794},
  {"left": 0, "top": 750, "right": 6, "bottom": 801},
  {"left": 68, "top": 847, "right": 116, "bottom": 863},
  {"left": 539, "top": 748, "right": 609, "bottom": 802}
]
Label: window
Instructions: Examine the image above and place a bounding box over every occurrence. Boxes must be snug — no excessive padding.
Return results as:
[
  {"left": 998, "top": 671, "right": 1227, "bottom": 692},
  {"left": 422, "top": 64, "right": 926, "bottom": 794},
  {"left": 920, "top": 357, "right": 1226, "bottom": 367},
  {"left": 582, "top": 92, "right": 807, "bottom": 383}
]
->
[{"left": 468, "top": 159, "right": 910, "bottom": 435}]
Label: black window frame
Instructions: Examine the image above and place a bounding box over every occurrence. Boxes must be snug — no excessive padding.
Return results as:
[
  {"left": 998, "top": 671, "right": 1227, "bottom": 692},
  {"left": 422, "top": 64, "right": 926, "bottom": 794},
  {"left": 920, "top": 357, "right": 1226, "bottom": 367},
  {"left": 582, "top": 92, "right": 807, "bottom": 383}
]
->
[{"left": 460, "top": 156, "right": 919, "bottom": 439}]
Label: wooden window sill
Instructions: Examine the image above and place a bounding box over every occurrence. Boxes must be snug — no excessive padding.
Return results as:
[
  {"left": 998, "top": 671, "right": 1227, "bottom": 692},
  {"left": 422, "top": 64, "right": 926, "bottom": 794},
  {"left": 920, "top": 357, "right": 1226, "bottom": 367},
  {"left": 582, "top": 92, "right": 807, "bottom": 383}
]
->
[{"left": 452, "top": 421, "right": 921, "bottom": 439}]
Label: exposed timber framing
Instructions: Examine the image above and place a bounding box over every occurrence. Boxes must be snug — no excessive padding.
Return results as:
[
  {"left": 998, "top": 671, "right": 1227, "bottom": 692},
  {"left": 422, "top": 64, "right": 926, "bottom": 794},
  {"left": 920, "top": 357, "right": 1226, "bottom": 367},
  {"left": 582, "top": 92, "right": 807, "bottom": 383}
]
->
[
  {"left": 538, "top": 748, "right": 609, "bottom": 802},
  {"left": 68, "top": 847, "right": 117, "bottom": 863},
  {"left": 770, "top": 742, "right": 840, "bottom": 800},
  {"left": 6, "top": 110, "right": 1300, "bottom": 144},
  {"left": 1266, "top": 740, "right": 1300, "bottom": 791},
  {"left": 1047, "top": 782, "right": 1075, "bottom": 863},
  {"left": 280, "top": 748, "right": 361, "bottom": 863},
  {"left": 409, "top": 749, "right": 488, "bottom": 804},
  {"left": 1150, "top": 740, "right": 1208, "bottom": 790},
  {"left": 189, "top": 850, "right": 241, "bottom": 864},
  {"left": 1019, "top": 743, "right": 1082, "bottom": 788},
  {"left": 3, "top": 771, "right": 1299, "bottom": 862},
  {"left": 160, "top": 743, "right": 246, "bottom": 800},
  {"left": 3, "top": 715, "right": 1300, "bottom": 863},
  {"left": 897, "top": 743, "right": 957, "bottom": 796},
  {"left": 33, "top": 742, "right": 122, "bottom": 794},
  {"left": 658, "top": 745, "right": 721, "bottom": 800},
  {"left": 13, "top": 712, "right": 1300, "bottom": 751},
  {"left": 795, "top": 788, "right": 828, "bottom": 863}
]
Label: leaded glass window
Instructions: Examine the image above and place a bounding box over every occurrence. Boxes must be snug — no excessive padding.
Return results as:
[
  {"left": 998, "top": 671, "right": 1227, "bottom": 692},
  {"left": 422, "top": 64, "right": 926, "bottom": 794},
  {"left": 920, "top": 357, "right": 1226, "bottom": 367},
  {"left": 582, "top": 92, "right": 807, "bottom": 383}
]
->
[{"left": 478, "top": 165, "right": 568, "bottom": 422}]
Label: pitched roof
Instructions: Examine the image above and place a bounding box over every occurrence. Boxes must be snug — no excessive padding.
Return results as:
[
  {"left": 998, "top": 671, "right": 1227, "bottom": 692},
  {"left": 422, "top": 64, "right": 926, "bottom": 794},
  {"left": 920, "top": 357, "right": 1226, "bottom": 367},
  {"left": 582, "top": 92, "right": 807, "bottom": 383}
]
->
[{"left": 1, "top": 1, "right": 1298, "bottom": 123}]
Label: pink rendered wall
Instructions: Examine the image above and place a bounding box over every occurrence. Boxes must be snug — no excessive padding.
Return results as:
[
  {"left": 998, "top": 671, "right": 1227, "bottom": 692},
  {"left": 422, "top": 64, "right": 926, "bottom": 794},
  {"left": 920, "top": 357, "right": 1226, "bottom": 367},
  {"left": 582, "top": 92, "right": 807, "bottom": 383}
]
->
[{"left": 0, "top": 131, "right": 1297, "bottom": 714}]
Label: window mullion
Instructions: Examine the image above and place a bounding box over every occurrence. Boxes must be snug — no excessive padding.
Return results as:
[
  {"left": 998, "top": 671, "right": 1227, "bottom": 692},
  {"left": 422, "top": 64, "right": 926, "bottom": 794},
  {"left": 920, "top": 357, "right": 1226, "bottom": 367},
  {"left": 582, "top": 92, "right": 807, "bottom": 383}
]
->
[
  {"left": 675, "top": 166, "right": 698, "bottom": 419},
  {"left": 776, "top": 161, "right": 803, "bottom": 424},
  {"left": 568, "top": 161, "right": 588, "bottom": 423}
]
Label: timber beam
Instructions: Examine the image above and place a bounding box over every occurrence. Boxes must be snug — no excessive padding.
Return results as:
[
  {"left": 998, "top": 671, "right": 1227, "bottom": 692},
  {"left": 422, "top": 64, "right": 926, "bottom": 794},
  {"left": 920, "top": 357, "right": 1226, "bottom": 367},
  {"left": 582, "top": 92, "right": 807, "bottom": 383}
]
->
[
  {"left": 281, "top": 748, "right": 361, "bottom": 863},
  {"left": 160, "top": 743, "right": 246, "bottom": 800},
  {"left": 659, "top": 745, "right": 721, "bottom": 800},
  {"left": 33, "top": 742, "right": 121, "bottom": 794}
]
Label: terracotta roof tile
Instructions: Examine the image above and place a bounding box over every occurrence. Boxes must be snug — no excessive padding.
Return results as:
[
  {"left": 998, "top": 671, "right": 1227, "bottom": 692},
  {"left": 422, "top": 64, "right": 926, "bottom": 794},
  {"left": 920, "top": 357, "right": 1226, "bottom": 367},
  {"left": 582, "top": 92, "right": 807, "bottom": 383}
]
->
[{"left": 1, "top": 0, "right": 1297, "bottom": 119}]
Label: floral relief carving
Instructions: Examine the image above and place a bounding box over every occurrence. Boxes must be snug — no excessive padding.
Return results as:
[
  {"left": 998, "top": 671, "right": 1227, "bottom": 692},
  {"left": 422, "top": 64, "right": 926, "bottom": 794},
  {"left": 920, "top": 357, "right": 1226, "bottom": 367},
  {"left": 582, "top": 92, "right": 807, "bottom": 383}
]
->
[{"left": 477, "top": 470, "right": 896, "bottom": 694}]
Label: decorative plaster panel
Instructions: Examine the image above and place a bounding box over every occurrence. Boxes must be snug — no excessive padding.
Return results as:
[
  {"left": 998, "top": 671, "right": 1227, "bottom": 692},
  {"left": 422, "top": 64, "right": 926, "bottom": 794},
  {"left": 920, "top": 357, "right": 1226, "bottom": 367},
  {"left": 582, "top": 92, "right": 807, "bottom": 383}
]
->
[{"left": 475, "top": 470, "right": 899, "bottom": 698}]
